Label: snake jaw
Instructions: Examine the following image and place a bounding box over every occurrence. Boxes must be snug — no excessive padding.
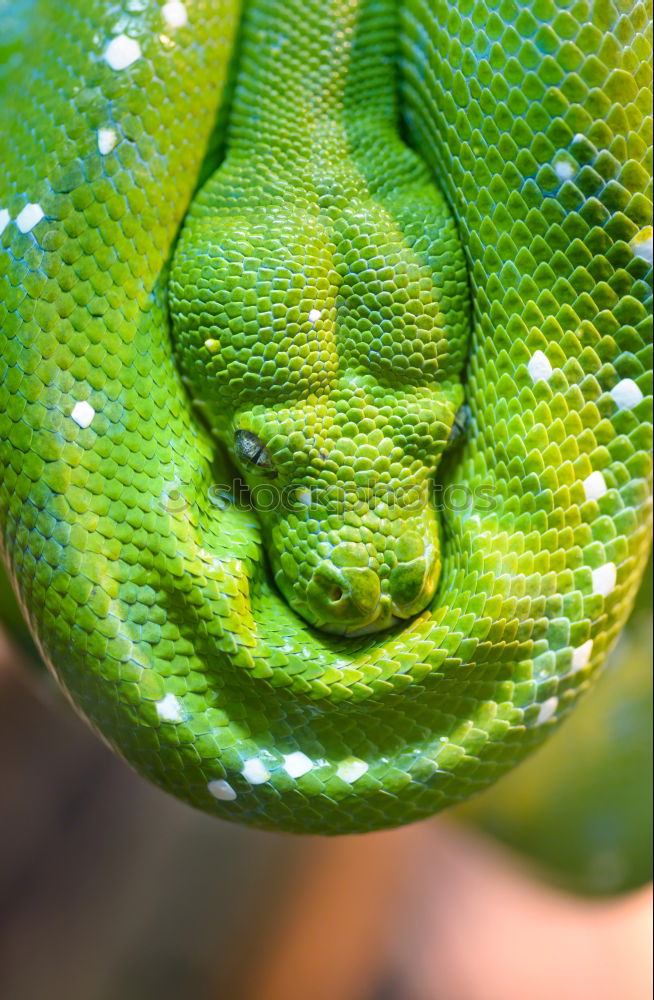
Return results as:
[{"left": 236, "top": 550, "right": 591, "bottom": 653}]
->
[{"left": 268, "top": 500, "right": 442, "bottom": 634}]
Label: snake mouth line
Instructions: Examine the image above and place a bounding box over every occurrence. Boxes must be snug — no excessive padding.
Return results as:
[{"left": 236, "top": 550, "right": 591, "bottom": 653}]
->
[
  {"left": 312, "top": 597, "right": 426, "bottom": 638},
  {"left": 346, "top": 614, "right": 402, "bottom": 637}
]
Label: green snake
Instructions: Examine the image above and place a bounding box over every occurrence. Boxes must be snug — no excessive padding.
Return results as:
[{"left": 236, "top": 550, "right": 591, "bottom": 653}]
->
[{"left": 0, "top": 0, "right": 651, "bottom": 835}]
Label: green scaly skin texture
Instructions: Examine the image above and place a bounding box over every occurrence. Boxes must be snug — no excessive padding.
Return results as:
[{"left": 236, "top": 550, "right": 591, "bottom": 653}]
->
[{"left": 0, "top": 0, "right": 651, "bottom": 834}]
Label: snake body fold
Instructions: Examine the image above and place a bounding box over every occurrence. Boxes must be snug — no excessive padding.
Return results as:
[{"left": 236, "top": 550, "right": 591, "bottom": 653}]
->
[{"left": 0, "top": 0, "right": 651, "bottom": 833}]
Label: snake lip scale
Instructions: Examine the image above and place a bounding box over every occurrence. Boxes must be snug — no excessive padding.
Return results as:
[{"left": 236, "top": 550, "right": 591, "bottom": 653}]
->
[{"left": 0, "top": 0, "right": 651, "bottom": 834}]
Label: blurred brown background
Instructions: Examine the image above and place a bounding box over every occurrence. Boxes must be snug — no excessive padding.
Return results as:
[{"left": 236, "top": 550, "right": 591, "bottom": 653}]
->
[{"left": 0, "top": 606, "right": 651, "bottom": 1000}]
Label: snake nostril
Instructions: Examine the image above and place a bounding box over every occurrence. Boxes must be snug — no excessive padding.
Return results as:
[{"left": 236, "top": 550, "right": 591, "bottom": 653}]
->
[{"left": 306, "top": 560, "right": 381, "bottom": 627}]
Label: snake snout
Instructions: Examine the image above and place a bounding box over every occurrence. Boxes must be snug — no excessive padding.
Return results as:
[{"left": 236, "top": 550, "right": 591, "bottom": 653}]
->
[
  {"left": 301, "top": 530, "right": 439, "bottom": 634},
  {"left": 306, "top": 559, "right": 383, "bottom": 631},
  {"left": 389, "top": 530, "right": 438, "bottom": 618}
]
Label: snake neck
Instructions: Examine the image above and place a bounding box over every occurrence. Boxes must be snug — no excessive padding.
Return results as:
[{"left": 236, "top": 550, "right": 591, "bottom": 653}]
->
[{"left": 226, "top": 0, "right": 398, "bottom": 173}]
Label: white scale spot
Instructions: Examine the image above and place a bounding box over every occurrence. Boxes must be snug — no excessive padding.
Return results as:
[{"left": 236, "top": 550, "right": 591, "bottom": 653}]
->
[
  {"left": 208, "top": 779, "right": 237, "bottom": 801},
  {"left": 527, "top": 350, "right": 552, "bottom": 383},
  {"left": 536, "top": 696, "right": 558, "bottom": 726},
  {"left": 630, "top": 226, "right": 653, "bottom": 264},
  {"left": 0, "top": 208, "right": 9, "bottom": 235},
  {"left": 16, "top": 203, "right": 44, "bottom": 234},
  {"left": 296, "top": 489, "right": 312, "bottom": 507},
  {"left": 70, "top": 400, "right": 95, "bottom": 428},
  {"left": 554, "top": 158, "right": 574, "bottom": 181},
  {"left": 583, "top": 470, "right": 607, "bottom": 502},
  {"left": 308, "top": 308, "right": 322, "bottom": 324},
  {"left": 155, "top": 693, "right": 183, "bottom": 722},
  {"left": 336, "top": 758, "right": 368, "bottom": 783},
  {"left": 571, "top": 639, "right": 593, "bottom": 672},
  {"left": 104, "top": 35, "right": 142, "bottom": 71},
  {"left": 592, "top": 562, "right": 617, "bottom": 598},
  {"left": 610, "top": 378, "right": 643, "bottom": 410},
  {"left": 98, "top": 128, "right": 118, "bottom": 154},
  {"left": 162, "top": 1, "right": 188, "bottom": 27},
  {"left": 242, "top": 758, "right": 270, "bottom": 784},
  {"left": 283, "top": 752, "right": 313, "bottom": 778}
]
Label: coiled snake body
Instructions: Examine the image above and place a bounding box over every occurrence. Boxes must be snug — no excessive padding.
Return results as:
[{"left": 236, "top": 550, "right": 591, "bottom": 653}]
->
[{"left": 0, "top": 0, "right": 651, "bottom": 833}]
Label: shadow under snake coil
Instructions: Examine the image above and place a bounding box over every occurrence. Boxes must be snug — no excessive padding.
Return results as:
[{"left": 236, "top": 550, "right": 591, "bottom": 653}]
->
[{"left": 0, "top": 0, "right": 651, "bottom": 833}]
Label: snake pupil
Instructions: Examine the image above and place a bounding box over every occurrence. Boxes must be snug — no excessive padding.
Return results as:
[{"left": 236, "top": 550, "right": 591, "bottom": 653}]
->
[
  {"left": 447, "top": 405, "right": 470, "bottom": 448},
  {"left": 234, "top": 428, "right": 277, "bottom": 476}
]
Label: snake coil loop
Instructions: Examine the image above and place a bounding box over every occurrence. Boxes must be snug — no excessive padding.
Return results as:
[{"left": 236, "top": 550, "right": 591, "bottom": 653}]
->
[{"left": 0, "top": 0, "right": 651, "bottom": 832}]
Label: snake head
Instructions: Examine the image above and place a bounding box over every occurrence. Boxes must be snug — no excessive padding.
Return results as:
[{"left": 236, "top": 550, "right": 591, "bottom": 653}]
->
[
  {"left": 170, "top": 166, "right": 468, "bottom": 634},
  {"left": 223, "top": 380, "right": 460, "bottom": 634}
]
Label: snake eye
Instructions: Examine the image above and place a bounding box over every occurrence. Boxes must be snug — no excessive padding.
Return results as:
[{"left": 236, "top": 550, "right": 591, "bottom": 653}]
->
[
  {"left": 446, "top": 404, "right": 469, "bottom": 448},
  {"left": 234, "top": 429, "right": 277, "bottom": 477}
]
